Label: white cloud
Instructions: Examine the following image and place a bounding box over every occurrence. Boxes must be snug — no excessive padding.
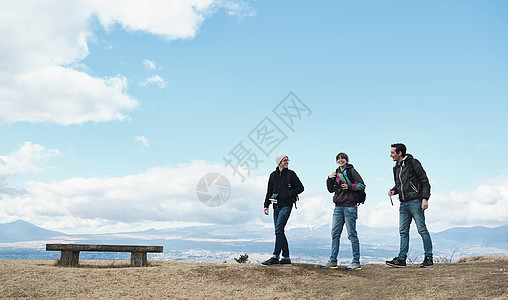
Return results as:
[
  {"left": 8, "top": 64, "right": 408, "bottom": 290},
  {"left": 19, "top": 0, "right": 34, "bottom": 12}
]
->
[
  {"left": 0, "top": 159, "right": 334, "bottom": 233},
  {"left": 91, "top": 0, "right": 216, "bottom": 40},
  {"left": 287, "top": 194, "right": 334, "bottom": 230},
  {"left": 0, "top": 142, "right": 61, "bottom": 195},
  {"left": 221, "top": 0, "right": 257, "bottom": 19},
  {"left": 135, "top": 136, "right": 150, "bottom": 147},
  {"left": 1, "top": 67, "right": 137, "bottom": 124},
  {"left": 1, "top": 0, "right": 251, "bottom": 125},
  {"left": 3, "top": 153, "right": 506, "bottom": 234},
  {"left": 0, "top": 1, "right": 136, "bottom": 125},
  {"left": 143, "top": 59, "right": 157, "bottom": 71},
  {"left": 362, "top": 176, "right": 508, "bottom": 231},
  {"left": 0, "top": 161, "right": 269, "bottom": 233},
  {"left": 427, "top": 175, "right": 508, "bottom": 231},
  {"left": 0, "top": 142, "right": 61, "bottom": 177},
  {"left": 139, "top": 75, "right": 168, "bottom": 88},
  {"left": 361, "top": 201, "right": 400, "bottom": 229}
]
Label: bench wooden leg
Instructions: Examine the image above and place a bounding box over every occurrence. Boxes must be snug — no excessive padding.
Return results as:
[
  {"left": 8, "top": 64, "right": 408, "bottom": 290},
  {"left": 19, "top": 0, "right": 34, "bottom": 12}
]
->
[
  {"left": 131, "top": 252, "right": 147, "bottom": 267},
  {"left": 60, "top": 251, "right": 80, "bottom": 266}
]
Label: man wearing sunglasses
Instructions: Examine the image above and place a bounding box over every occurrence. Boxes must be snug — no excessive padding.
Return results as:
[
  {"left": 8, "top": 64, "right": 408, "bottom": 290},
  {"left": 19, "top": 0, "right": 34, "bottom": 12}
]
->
[{"left": 262, "top": 154, "right": 304, "bottom": 266}]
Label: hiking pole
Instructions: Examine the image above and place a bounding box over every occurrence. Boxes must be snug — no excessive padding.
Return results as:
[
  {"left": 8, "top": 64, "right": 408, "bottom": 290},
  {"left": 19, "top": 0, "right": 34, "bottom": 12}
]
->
[{"left": 389, "top": 195, "right": 394, "bottom": 206}]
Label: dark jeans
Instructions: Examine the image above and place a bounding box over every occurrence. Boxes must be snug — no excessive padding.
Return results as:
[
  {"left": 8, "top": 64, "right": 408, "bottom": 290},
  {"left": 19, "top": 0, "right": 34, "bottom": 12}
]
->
[{"left": 273, "top": 206, "right": 292, "bottom": 258}]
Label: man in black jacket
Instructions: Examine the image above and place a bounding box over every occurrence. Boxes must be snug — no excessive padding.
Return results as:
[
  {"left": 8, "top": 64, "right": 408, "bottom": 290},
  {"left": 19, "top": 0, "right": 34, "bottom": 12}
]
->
[
  {"left": 262, "top": 154, "right": 304, "bottom": 266},
  {"left": 386, "top": 143, "right": 434, "bottom": 268}
]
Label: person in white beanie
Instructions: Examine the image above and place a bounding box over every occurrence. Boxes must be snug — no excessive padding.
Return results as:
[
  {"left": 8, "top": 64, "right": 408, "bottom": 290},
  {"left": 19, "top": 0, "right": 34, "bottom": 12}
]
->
[{"left": 262, "top": 154, "right": 304, "bottom": 266}]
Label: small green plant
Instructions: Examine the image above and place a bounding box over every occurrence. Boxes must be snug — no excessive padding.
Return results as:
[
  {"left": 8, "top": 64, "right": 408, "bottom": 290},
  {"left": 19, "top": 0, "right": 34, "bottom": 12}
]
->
[{"left": 234, "top": 254, "right": 249, "bottom": 264}]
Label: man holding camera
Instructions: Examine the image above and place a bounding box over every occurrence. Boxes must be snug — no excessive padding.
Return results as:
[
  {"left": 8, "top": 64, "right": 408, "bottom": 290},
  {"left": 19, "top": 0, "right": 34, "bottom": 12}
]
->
[{"left": 262, "top": 154, "right": 304, "bottom": 266}]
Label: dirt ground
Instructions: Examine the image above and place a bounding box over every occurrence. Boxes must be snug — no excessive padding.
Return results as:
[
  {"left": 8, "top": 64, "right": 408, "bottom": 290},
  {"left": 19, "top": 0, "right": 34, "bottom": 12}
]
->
[{"left": 1, "top": 256, "right": 507, "bottom": 299}]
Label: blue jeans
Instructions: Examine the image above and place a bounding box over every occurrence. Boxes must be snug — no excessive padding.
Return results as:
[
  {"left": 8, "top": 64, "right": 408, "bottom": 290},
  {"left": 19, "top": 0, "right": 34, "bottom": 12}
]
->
[
  {"left": 398, "top": 199, "right": 433, "bottom": 260},
  {"left": 330, "top": 206, "right": 360, "bottom": 264},
  {"left": 273, "top": 206, "right": 292, "bottom": 258}
]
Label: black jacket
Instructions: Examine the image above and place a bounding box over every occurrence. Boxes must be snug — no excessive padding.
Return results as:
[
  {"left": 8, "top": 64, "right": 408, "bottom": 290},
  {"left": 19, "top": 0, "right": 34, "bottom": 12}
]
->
[
  {"left": 264, "top": 168, "right": 304, "bottom": 208},
  {"left": 391, "top": 154, "right": 431, "bottom": 202},
  {"left": 326, "top": 164, "right": 365, "bottom": 207}
]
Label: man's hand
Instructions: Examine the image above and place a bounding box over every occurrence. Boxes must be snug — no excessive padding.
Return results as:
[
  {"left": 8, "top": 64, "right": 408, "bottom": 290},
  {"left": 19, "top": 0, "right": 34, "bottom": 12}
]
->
[
  {"left": 264, "top": 207, "right": 269, "bottom": 215},
  {"left": 328, "top": 172, "right": 336, "bottom": 179},
  {"left": 341, "top": 183, "right": 348, "bottom": 190},
  {"left": 422, "top": 199, "right": 429, "bottom": 211},
  {"left": 388, "top": 190, "right": 395, "bottom": 197}
]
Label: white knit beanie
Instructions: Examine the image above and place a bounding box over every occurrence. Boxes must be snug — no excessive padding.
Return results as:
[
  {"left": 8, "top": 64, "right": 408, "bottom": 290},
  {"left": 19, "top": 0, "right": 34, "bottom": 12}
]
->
[{"left": 276, "top": 154, "right": 287, "bottom": 166}]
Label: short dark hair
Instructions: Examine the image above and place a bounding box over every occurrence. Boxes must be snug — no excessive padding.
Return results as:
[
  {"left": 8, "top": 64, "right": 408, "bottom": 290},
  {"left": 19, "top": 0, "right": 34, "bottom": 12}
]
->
[
  {"left": 336, "top": 152, "right": 349, "bottom": 162},
  {"left": 391, "top": 143, "right": 407, "bottom": 157}
]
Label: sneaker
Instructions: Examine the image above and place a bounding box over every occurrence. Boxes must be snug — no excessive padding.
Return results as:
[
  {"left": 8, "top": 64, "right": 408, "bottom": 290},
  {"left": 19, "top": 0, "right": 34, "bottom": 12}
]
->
[
  {"left": 420, "top": 256, "right": 434, "bottom": 268},
  {"left": 386, "top": 257, "right": 406, "bottom": 268},
  {"left": 345, "top": 261, "right": 362, "bottom": 271},
  {"left": 261, "top": 257, "right": 279, "bottom": 266},
  {"left": 320, "top": 260, "right": 338, "bottom": 269},
  {"left": 279, "top": 258, "right": 291, "bottom": 265}
]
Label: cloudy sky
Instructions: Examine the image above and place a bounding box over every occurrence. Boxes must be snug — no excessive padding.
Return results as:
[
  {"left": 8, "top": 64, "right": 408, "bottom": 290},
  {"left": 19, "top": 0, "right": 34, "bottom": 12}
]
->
[{"left": 1, "top": 0, "right": 507, "bottom": 234}]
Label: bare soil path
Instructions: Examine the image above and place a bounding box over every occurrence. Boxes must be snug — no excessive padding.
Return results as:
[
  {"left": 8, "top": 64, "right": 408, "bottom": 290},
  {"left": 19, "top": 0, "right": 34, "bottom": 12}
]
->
[{"left": 1, "top": 256, "right": 507, "bottom": 299}]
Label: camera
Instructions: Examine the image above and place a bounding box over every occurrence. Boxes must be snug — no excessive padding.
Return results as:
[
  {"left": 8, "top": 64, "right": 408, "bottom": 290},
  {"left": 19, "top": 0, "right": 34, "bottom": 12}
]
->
[{"left": 269, "top": 193, "right": 278, "bottom": 205}]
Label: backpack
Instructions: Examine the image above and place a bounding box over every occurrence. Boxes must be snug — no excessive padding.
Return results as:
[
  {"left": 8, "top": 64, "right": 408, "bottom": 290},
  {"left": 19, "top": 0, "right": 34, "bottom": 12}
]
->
[
  {"left": 287, "top": 170, "right": 300, "bottom": 208},
  {"left": 345, "top": 168, "right": 367, "bottom": 205}
]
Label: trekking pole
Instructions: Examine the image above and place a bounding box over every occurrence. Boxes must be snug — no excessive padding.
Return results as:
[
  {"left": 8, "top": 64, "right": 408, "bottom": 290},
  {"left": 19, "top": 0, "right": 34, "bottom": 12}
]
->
[{"left": 389, "top": 195, "right": 394, "bottom": 206}]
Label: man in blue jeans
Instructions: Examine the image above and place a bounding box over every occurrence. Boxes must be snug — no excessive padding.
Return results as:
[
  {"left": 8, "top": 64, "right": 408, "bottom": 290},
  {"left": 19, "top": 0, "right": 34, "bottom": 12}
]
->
[
  {"left": 262, "top": 154, "right": 304, "bottom": 266},
  {"left": 386, "top": 143, "right": 434, "bottom": 268},
  {"left": 321, "top": 152, "right": 365, "bottom": 271}
]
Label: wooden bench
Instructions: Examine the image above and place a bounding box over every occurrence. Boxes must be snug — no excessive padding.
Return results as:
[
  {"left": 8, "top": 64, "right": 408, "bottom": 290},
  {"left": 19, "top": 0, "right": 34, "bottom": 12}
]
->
[{"left": 46, "top": 244, "right": 163, "bottom": 267}]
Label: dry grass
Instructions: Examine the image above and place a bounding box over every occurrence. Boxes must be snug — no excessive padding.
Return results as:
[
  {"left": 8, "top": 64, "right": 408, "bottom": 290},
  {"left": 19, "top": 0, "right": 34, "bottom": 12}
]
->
[{"left": 1, "top": 256, "right": 507, "bottom": 299}]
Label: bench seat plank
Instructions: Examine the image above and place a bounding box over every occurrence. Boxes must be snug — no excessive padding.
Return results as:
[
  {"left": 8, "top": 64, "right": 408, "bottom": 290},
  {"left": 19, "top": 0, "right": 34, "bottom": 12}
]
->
[
  {"left": 46, "top": 244, "right": 163, "bottom": 253},
  {"left": 46, "top": 244, "right": 163, "bottom": 267}
]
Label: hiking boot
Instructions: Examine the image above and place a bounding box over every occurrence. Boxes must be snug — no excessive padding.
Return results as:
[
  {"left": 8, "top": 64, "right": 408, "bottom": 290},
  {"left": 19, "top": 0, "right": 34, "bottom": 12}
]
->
[
  {"left": 320, "top": 260, "right": 338, "bottom": 269},
  {"left": 261, "top": 257, "right": 279, "bottom": 266},
  {"left": 279, "top": 258, "right": 291, "bottom": 265},
  {"left": 420, "top": 256, "right": 434, "bottom": 268},
  {"left": 345, "top": 261, "right": 362, "bottom": 271},
  {"left": 386, "top": 257, "right": 406, "bottom": 268}
]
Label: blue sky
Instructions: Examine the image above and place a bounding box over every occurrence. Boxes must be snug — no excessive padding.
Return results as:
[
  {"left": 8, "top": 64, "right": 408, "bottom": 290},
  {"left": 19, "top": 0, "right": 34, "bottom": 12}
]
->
[{"left": 1, "top": 0, "right": 507, "bottom": 234}]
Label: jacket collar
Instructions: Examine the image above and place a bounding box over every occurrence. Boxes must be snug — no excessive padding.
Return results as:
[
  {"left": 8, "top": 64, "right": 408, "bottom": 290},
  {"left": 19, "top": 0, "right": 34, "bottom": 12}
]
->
[
  {"left": 396, "top": 154, "right": 413, "bottom": 167},
  {"left": 337, "top": 163, "right": 354, "bottom": 173},
  {"left": 276, "top": 167, "right": 289, "bottom": 175}
]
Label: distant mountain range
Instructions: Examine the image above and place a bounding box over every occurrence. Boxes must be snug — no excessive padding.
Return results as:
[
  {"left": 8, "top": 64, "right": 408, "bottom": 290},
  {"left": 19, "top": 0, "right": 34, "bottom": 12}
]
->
[
  {"left": 0, "top": 220, "right": 506, "bottom": 264},
  {"left": 433, "top": 225, "right": 508, "bottom": 247},
  {"left": 0, "top": 219, "right": 65, "bottom": 243}
]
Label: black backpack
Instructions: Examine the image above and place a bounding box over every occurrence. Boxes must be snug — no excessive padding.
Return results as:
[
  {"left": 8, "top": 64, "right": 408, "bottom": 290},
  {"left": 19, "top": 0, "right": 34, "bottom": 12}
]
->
[
  {"left": 287, "top": 170, "right": 300, "bottom": 208},
  {"left": 345, "top": 168, "right": 366, "bottom": 205}
]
